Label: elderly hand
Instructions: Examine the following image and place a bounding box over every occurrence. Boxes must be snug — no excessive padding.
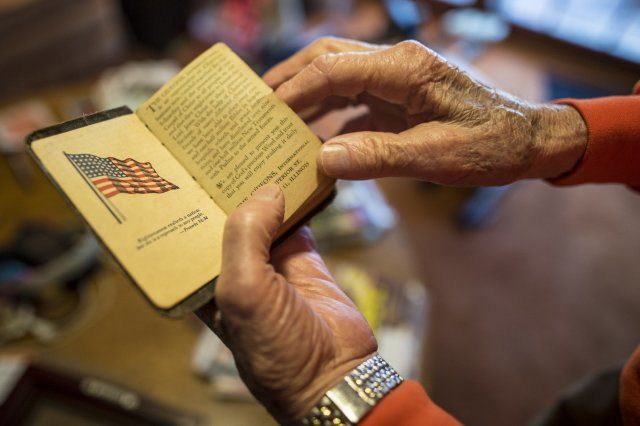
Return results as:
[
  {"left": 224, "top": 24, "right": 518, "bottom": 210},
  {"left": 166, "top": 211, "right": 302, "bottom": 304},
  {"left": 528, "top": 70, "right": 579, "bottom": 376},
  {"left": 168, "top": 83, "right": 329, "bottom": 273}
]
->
[
  {"left": 203, "top": 184, "right": 376, "bottom": 423},
  {"left": 264, "top": 37, "right": 588, "bottom": 186}
]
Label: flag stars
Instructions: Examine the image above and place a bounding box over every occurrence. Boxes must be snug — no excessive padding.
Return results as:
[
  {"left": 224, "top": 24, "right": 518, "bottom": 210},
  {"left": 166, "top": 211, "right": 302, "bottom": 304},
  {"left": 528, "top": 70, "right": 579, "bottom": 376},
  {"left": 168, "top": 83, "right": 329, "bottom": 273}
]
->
[{"left": 67, "top": 153, "right": 126, "bottom": 178}]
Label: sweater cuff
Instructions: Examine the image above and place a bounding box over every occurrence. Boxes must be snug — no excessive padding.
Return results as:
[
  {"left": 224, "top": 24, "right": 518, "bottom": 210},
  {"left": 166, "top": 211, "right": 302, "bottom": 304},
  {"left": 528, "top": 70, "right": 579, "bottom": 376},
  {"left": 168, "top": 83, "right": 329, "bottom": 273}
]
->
[
  {"left": 549, "top": 95, "right": 640, "bottom": 187},
  {"left": 360, "top": 380, "right": 461, "bottom": 426},
  {"left": 620, "top": 345, "right": 640, "bottom": 426}
]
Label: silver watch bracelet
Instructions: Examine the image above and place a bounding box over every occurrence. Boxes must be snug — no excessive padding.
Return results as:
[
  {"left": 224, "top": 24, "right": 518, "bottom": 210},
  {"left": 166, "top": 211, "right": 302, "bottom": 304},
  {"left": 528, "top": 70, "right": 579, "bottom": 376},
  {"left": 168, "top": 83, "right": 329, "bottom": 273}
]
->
[{"left": 296, "top": 354, "right": 403, "bottom": 425}]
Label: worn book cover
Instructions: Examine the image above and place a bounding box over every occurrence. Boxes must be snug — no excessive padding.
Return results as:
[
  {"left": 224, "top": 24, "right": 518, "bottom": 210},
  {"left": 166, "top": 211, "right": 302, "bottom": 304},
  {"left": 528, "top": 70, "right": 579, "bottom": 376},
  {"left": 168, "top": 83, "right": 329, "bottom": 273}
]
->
[{"left": 27, "top": 43, "right": 334, "bottom": 316}]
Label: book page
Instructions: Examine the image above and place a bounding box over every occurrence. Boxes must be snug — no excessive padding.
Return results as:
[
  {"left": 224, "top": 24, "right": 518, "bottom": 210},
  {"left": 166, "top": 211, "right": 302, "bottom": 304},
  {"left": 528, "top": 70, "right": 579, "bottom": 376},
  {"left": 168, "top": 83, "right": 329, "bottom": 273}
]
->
[
  {"left": 30, "top": 114, "right": 226, "bottom": 310},
  {"left": 137, "top": 43, "right": 332, "bottom": 220}
]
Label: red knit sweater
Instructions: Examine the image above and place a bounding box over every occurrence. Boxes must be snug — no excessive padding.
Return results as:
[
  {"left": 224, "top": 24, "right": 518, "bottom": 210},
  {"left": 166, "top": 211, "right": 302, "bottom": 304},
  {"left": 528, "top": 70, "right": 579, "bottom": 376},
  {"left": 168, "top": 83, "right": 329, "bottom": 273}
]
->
[{"left": 361, "top": 86, "right": 640, "bottom": 426}]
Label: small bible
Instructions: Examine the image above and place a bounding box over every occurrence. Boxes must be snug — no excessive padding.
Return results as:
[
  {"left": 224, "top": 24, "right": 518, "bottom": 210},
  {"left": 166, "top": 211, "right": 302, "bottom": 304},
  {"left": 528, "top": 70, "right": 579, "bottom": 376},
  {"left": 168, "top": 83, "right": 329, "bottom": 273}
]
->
[{"left": 27, "top": 43, "right": 335, "bottom": 316}]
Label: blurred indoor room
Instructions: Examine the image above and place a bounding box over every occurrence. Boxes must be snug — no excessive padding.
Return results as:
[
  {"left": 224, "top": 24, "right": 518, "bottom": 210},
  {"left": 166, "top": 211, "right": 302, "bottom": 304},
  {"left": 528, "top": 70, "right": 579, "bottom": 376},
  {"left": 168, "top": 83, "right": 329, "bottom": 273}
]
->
[{"left": 0, "top": 0, "right": 639, "bottom": 425}]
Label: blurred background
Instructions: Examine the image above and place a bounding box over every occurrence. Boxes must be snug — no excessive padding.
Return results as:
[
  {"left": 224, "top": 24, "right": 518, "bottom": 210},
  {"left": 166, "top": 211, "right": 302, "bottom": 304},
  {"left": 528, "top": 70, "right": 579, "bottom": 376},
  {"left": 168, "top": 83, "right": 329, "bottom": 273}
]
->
[{"left": 1, "top": 0, "right": 640, "bottom": 424}]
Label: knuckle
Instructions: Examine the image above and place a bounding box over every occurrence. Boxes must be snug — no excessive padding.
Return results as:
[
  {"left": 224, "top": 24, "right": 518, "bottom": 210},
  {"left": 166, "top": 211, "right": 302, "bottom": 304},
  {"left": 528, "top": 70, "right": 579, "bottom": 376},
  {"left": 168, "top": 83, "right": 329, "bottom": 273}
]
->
[
  {"left": 376, "top": 134, "right": 414, "bottom": 174},
  {"left": 352, "top": 135, "right": 393, "bottom": 175},
  {"left": 322, "top": 36, "right": 346, "bottom": 53},
  {"left": 396, "top": 39, "right": 425, "bottom": 56},
  {"left": 309, "top": 37, "right": 326, "bottom": 51},
  {"left": 387, "top": 41, "right": 443, "bottom": 113},
  {"left": 370, "top": 141, "right": 390, "bottom": 175},
  {"left": 310, "top": 36, "right": 341, "bottom": 56},
  {"left": 311, "top": 53, "right": 339, "bottom": 75},
  {"left": 317, "top": 36, "right": 342, "bottom": 52}
]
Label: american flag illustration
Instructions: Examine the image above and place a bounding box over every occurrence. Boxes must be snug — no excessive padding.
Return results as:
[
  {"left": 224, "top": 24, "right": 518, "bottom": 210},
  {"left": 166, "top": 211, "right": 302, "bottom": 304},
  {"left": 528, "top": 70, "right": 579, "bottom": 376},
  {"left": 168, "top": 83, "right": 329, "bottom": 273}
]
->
[{"left": 66, "top": 153, "right": 178, "bottom": 199}]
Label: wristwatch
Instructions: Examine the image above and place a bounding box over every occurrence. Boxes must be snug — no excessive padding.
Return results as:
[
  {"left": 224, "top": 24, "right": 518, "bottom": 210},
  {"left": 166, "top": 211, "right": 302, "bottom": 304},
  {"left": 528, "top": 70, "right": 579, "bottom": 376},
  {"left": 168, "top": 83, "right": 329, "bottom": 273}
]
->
[{"left": 297, "top": 354, "right": 403, "bottom": 425}]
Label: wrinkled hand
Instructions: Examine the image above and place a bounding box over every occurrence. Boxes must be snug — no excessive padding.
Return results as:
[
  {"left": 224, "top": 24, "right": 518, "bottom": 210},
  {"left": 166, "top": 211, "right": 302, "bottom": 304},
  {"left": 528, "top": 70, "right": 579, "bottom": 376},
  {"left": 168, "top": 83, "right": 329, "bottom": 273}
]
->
[
  {"left": 205, "top": 184, "right": 376, "bottom": 422},
  {"left": 264, "top": 37, "right": 587, "bottom": 185}
]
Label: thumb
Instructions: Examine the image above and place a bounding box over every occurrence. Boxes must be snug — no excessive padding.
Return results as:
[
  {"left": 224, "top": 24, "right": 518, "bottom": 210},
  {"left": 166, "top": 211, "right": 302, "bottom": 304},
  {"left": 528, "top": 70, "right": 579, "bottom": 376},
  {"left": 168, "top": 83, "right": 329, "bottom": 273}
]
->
[
  {"left": 217, "top": 184, "right": 285, "bottom": 316},
  {"left": 317, "top": 131, "right": 416, "bottom": 179}
]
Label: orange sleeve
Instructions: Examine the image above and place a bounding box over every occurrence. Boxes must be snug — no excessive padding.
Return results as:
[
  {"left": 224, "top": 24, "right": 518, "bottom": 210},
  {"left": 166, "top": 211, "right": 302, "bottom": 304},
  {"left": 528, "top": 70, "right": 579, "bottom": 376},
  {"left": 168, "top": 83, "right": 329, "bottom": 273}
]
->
[
  {"left": 551, "top": 85, "right": 640, "bottom": 187},
  {"left": 621, "top": 345, "right": 640, "bottom": 425},
  {"left": 360, "top": 380, "right": 461, "bottom": 426},
  {"left": 551, "top": 83, "right": 640, "bottom": 425}
]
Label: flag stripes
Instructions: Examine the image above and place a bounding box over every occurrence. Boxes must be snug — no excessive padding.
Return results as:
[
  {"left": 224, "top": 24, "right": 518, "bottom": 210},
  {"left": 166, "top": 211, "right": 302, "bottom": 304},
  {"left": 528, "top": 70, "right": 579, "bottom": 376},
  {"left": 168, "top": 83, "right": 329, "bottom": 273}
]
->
[{"left": 66, "top": 153, "right": 178, "bottom": 199}]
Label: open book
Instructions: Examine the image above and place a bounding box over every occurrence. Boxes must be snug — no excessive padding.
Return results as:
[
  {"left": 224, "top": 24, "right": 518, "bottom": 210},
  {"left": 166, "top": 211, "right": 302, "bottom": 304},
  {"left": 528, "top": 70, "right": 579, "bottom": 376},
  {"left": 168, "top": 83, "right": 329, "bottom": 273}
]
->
[{"left": 27, "top": 44, "right": 335, "bottom": 316}]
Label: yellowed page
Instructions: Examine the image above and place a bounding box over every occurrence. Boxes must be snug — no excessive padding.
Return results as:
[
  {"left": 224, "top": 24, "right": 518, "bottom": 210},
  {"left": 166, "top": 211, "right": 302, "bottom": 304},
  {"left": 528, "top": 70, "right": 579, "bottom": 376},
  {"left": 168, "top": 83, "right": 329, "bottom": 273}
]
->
[
  {"left": 30, "top": 114, "right": 226, "bottom": 310},
  {"left": 137, "top": 43, "right": 331, "bottom": 220}
]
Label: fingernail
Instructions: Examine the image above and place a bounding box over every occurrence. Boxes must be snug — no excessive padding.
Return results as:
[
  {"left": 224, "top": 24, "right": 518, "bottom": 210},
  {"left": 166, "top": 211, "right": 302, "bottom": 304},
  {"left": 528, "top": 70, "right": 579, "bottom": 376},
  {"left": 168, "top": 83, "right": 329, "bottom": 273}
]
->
[
  {"left": 254, "top": 184, "right": 281, "bottom": 200},
  {"left": 320, "top": 143, "right": 350, "bottom": 175}
]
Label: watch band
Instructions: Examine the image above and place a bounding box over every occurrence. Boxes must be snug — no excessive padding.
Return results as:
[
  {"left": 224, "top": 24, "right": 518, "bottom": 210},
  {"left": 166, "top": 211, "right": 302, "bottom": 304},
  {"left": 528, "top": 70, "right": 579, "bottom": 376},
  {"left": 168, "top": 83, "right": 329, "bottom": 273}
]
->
[{"left": 299, "top": 354, "right": 403, "bottom": 425}]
